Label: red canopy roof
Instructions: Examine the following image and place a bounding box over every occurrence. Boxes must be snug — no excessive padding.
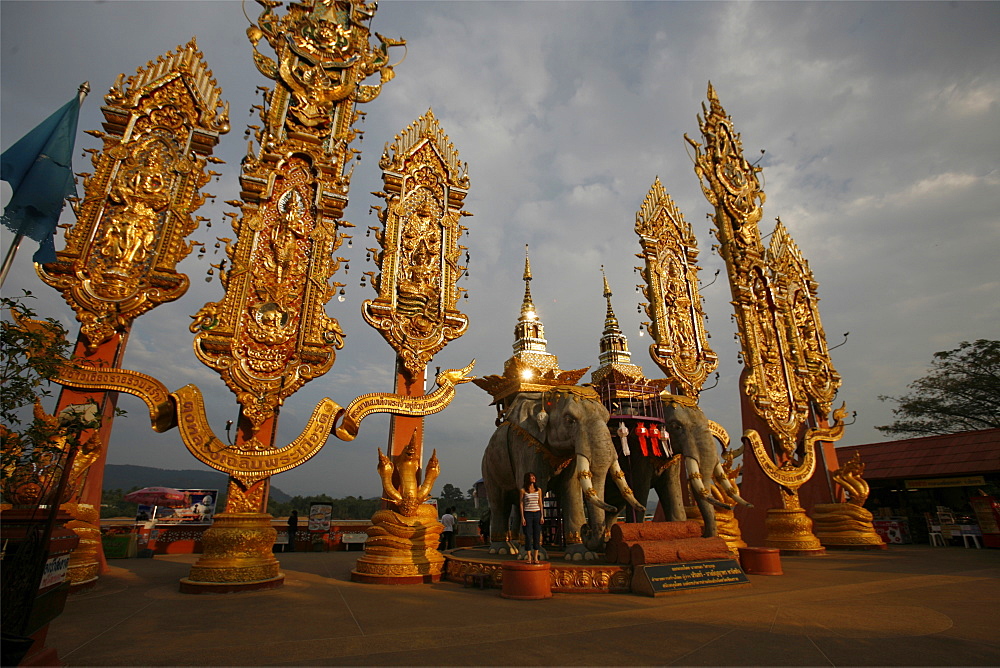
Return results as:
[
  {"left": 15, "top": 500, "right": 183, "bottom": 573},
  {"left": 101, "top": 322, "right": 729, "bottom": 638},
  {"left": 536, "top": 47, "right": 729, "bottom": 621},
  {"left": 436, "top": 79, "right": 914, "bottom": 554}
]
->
[{"left": 836, "top": 428, "right": 1000, "bottom": 481}]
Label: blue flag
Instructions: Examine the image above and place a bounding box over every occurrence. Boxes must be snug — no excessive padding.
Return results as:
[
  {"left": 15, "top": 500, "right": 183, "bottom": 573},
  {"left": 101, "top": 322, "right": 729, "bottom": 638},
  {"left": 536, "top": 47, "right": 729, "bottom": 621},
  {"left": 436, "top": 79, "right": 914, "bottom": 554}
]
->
[{"left": 1, "top": 94, "right": 82, "bottom": 264}]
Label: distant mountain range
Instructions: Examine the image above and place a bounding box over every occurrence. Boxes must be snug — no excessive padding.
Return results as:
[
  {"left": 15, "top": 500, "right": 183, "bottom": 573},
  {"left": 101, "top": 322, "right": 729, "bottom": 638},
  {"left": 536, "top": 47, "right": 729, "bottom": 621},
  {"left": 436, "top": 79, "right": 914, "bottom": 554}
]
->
[{"left": 103, "top": 464, "right": 292, "bottom": 503}]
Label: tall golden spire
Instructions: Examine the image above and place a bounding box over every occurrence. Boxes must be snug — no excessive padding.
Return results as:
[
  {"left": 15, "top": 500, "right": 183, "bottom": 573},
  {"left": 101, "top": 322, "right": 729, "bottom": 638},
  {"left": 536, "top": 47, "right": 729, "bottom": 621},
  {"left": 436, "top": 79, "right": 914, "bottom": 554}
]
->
[
  {"left": 592, "top": 267, "right": 644, "bottom": 386},
  {"left": 474, "top": 244, "right": 588, "bottom": 404},
  {"left": 513, "top": 245, "right": 549, "bottom": 357},
  {"left": 520, "top": 244, "right": 536, "bottom": 318}
]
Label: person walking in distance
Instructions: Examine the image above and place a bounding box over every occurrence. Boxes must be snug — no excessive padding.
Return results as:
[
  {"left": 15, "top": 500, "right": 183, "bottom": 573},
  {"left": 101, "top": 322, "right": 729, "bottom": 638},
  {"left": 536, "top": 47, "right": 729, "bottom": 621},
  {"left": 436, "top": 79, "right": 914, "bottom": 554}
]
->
[
  {"left": 440, "top": 507, "right": 456, "bottom": 550},
  {"left": 520, "top": 472, "right": 544, "bottom": 564},
  {"left": 286, "top": 510, "right": 299, "bottom": 552}
]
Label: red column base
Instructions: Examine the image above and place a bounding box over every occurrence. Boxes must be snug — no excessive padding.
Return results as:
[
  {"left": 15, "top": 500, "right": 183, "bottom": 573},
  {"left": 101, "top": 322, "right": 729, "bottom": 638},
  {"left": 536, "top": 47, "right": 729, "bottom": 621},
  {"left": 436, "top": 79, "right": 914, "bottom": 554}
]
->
[
  {"left": 738, "top": 547, "right": 783, "bottom": 575},
  {"left": 501, "top": 561, "right": 552, "bottom": 599}
]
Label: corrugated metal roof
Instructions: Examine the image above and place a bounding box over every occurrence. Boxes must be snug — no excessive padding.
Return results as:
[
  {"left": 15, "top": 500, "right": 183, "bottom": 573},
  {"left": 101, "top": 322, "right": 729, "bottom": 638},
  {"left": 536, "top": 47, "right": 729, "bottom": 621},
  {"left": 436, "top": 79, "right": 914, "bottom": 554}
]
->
[{"left": 835, "top": 428, "right": 1000, "bottom": 480}]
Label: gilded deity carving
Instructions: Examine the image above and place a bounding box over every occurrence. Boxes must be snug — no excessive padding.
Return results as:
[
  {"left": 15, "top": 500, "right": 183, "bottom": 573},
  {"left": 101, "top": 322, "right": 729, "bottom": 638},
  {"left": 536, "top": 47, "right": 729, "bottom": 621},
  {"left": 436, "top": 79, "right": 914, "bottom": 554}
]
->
[
  {"left": 38, "top": 40, "right": 228, "bottom": 348},
  {"left": 687, "top": 83, "right": 843, "bottom": 462},
  {"left": 363, "top": 109, "right": 471, "bottom": 373},
  {"left": 688, "top": 84, "right": 846, "bottom": 555},
  {"left": 353, "top": 439, "right": 446, "bottom": 581},
  {"left": 247, "top": 0, "right": 402, "bottom": 129}
]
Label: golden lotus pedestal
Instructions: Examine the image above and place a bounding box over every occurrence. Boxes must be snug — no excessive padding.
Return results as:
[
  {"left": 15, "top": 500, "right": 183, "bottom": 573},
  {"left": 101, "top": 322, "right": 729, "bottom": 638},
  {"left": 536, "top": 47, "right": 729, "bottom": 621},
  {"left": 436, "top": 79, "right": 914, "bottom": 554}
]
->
[
  {"left": 62, "top": 503, "right": 102, "bottom": 591},
  {"left": 763, "top": 507, "right": 826, "bottom": 556},
  {"left": 686, "top": 504, "right": 747, "bottom": 555},
  {"left": 179, "top": 513, "right": 284, "bottom": 594},
  {"left": 810, "top": 503, "right": 887, "bottom": 550},
  {"left": 351, "top": 506, "right": 444, "bottom": 585}
]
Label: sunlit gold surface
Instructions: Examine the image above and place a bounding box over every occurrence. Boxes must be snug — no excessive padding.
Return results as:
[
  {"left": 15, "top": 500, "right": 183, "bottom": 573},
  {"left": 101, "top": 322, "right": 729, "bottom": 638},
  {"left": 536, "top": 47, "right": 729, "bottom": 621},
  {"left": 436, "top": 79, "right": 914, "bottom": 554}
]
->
[
  {"left": 191, "top": 0, "right": 404, "bottom": 431},
  {"left": 38, "top": 40, "right": 228, "bottom": 350},
  {"left": 634, "top": 177, "right": 717, "bottom": 397},
  {"left": 474, "top": 249, "right": 588, "bottom": 405},
  {"left": 353, "top": 504, "right": 445, "bottom": 581},
  {"left": 354, "top": 437, "right": 444, "bottom": 581},
  {"left": 688, "top": 84, "right": 847, "bottom": 552},
  {"left": 363, "top": 110, "right": 471, "bottom": 373},
  {"left": 52, "top": 348, "right": 474, "bottom": 486},
  {"left": 687, "top": 83, "right": 844, "bottom": 458},
  {"left": 763, "top": 507, "right": 824, "bottom": 552},
  {"left": 62, "top": 503, "right": 101, "bottom": 586},
  {"left": 811, "top": 452, "right": 885, "bottom": 548},
  {"left": 182, "top": 512, "right": 282, "bottom": 585}
]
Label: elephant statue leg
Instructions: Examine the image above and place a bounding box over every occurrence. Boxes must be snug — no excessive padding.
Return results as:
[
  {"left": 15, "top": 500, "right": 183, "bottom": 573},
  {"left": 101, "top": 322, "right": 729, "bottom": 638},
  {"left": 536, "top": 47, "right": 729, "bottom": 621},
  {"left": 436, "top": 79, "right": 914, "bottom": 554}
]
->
[
  {"left": 486, "top": 486, "right": 521, "bottom": 556},
  {"left": 651, "top": 457, "right": 686, "bottom": 522}
]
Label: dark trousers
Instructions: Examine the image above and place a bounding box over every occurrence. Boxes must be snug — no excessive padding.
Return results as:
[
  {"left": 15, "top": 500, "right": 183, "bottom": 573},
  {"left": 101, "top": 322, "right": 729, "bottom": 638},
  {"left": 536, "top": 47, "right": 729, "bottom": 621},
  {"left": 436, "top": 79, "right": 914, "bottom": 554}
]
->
[
  {"left": 286, "top": 528, "right": 296, "bottom": 552},
  {"left": 523, "top": 510, "right": 541, "bottom": 551},
  {"left": 440, "top": 530, "right": 455, "bottom": 550}
]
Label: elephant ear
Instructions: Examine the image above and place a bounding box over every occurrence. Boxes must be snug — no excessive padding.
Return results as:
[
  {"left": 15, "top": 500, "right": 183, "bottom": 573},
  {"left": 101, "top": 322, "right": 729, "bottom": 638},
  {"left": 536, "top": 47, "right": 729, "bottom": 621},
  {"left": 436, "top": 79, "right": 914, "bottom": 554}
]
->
[{"left": 506, "top": 393, "right": 547, "bottom": 444}]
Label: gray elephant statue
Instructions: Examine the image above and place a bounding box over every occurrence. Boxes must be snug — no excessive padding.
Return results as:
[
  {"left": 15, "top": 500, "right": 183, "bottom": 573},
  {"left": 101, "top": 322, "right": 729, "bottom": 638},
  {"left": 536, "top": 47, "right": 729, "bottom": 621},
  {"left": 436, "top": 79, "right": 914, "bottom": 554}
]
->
[
  {"left": 606, "top": 394, "right": 752, "bottom": 537},
  {"left": 481, "top": 386, "right": 645, "bottom": 560}
]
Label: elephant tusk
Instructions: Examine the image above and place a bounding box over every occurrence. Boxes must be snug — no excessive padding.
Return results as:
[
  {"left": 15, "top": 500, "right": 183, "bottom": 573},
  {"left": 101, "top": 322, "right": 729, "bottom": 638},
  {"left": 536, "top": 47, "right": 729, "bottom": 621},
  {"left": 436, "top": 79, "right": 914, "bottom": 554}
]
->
[
  {"left": 609, "top": 459, "right": 646, "bottom": 512},
  {"left": 687, "top": 457, "right": 732, "bottom": 510},
  {"left": 576, "top": 454, "right": 618, "bottom": 513}
]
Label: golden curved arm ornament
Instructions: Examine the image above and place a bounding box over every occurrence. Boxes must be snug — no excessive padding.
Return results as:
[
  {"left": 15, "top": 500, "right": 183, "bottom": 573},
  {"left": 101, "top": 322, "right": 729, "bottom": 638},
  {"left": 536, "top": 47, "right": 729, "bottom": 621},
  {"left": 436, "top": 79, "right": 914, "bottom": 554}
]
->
[
  {"left": 742, "top": 403, "right": 848, "bottom": 491},
  {"left": 52, "top": 358, "right": 475, "bottom": 485},
  {"left": 52, "top": 362, "right": 175, "bottom": 433},
  {"left": 707, "top": 420, "right": 730, "bottom": 449},
  {"left": 173, "top": 385, "right": 339, "bottom": 485},
  {"left": 332, "top": 359, "right": 476, "bottom": 441}
]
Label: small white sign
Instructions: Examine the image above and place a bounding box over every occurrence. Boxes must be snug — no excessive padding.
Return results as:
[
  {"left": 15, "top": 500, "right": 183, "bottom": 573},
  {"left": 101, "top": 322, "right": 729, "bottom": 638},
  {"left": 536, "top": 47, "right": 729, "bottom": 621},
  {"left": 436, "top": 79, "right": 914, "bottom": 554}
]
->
[{"left": 39, "top": 554, "right": 71, "bottom": 590}]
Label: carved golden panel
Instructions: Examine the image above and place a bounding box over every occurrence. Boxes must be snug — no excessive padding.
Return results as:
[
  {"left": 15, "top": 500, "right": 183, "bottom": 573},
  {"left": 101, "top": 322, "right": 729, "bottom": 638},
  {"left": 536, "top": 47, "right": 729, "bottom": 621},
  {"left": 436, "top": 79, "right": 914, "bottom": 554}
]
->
[
  {"left": 688, "top": 84, "right": 815, "bottom": 457},
  {"left": 191, "top": 0, "right": 404, "bottom": 430},
  {"left": 363, "top": 109, "right": 471, "bottom": 373},
  {"left": 38, "top": 40, "right": 228, "bottom": 349},
  {"left": 768, "top": 220, "right": 841, "bottom": 414},
  {"left": 634, "top": 177, "right": 717, "bottom": 397}
]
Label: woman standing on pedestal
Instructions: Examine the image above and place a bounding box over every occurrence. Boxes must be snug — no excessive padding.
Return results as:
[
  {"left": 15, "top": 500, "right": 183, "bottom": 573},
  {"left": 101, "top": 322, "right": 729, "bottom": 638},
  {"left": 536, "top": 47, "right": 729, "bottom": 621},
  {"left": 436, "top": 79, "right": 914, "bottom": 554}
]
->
[{"left": 520, "top": 473, "right": 544, "bottom": 564}]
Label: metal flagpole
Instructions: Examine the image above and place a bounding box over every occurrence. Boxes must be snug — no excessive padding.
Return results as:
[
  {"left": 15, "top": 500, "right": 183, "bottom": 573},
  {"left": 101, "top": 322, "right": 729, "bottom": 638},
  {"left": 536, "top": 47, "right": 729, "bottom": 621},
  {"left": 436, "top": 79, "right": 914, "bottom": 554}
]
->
[{"left": 0, "top": 233, "right": 24, "bottom": 288}]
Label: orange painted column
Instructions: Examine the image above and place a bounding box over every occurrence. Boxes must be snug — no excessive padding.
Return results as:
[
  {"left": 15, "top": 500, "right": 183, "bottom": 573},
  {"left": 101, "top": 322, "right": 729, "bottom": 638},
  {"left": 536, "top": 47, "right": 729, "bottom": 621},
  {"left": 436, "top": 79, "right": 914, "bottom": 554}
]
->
[
  {"left": 388, "top": 360, "right": 425, "bottom": 459},
  {"left": 53, "top": 330, "right": 128, "bottom": 575}
]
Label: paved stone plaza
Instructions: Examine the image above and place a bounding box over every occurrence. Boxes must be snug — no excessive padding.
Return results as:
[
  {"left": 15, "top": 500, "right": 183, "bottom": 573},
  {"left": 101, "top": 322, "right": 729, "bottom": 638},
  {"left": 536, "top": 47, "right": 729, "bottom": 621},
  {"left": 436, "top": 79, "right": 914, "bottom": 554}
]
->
[{"left": 48, "top": 545, "right": 999, "bottom": 666}]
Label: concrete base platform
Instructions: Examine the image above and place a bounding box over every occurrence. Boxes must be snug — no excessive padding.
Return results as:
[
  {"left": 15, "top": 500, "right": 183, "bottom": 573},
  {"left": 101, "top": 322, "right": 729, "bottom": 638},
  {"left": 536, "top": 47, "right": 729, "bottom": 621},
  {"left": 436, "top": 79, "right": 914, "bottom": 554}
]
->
[
  {"left": 443, "top": 546, "right": 632, "bottom": 593},
  {"left": 46, "top": 545, "right": 1000, "bottom": 666},
  {"left": 177, "top": 574, "right": 285, "bottom": 594},
  {"left": 349, "top": 570, "right": 440, "bottom": 585}
]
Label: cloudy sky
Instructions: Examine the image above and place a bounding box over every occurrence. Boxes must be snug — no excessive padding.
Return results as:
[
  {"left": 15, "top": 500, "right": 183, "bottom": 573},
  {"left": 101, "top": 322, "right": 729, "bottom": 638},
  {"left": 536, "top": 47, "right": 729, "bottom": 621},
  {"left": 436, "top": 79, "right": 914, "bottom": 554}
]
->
[{"left": 2, "top": 1, "right": 998, "bottom": 499}]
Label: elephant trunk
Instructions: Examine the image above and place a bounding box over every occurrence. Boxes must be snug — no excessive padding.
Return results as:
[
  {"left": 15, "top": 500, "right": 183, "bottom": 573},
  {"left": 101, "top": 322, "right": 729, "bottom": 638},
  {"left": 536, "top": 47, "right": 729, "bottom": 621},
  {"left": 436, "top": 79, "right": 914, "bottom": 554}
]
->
[
  {"left": 686, "top": 457, "right": 733, "bottom": 510},
  {"left": 609, "top": 459, "right": 646, "bottom": 512}
]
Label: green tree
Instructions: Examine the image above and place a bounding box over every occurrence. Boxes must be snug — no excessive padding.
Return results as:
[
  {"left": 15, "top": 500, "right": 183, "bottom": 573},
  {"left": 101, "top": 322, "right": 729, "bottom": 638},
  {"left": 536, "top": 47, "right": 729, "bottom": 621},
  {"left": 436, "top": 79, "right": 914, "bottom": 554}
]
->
[
  {"left": 436, "top": 482, "right": 480, "bottom": 518},
  {"left": 877, "top": 339, "right": 1000, "bottom": 437},
  {"left": 1, "top": 291, "right": 72, "bottom": 484}
]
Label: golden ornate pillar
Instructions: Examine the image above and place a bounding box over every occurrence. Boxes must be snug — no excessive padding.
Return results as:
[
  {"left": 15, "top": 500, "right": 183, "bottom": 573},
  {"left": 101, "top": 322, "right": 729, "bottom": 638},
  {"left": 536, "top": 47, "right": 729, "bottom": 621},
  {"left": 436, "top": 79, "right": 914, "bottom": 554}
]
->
[
  {"left": 363, "top": 109, "right": 472, "bottom": 460},
  {"left": 178, "top": 0, "right": 406, "bottom": 591},
  {"left": 36, "top": 42, "right": 229, "bottom": 587},
  {"left": 634, "top": 176, "right": 718, "bottom": 398},
  {"left": 356, "top": 109, "right": 473, "bottom": 582},
  {"left": 687, "top": 84, "right": 847, "bottom": 553}
]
